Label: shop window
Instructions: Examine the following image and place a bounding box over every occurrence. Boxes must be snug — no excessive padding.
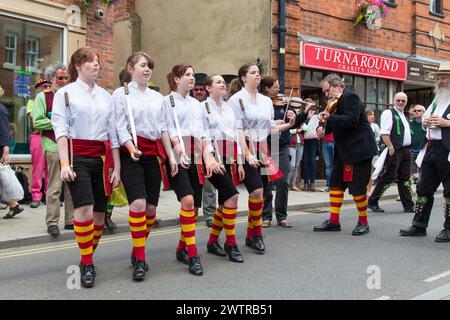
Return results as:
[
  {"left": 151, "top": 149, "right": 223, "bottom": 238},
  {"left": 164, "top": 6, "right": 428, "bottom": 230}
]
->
[
  {"left": 26, "top": 37, "right": 40, "bottom": 73},
  {"left": 377, "top": 79, "right": 388, "bottom": 109},
  {"left": 4, "top": 32, "right": 18, "bottom": 69},
  {"left": 355, "top": 76, "right": 365, "bottom": 103},
  {"left": 342, "top": 74, "right": 353, "bottom": 90}
]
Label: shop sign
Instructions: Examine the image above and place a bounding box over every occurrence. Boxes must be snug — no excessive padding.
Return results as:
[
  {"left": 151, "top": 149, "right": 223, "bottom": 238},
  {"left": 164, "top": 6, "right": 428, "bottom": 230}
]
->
[
  {"left": 13, "top": 70, "right": 32, "bottom": 99},
  {"left": 301, "top": 42, "right": 407, "bottom": 81},
  {"left": 407, "top": 61, "right": 439, "bottom": 84}
]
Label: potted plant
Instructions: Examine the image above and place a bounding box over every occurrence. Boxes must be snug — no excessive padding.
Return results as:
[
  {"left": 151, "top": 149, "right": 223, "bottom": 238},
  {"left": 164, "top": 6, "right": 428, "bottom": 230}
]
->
[{"left": 353, "top": 0, "right": 388, "bottom": 28}]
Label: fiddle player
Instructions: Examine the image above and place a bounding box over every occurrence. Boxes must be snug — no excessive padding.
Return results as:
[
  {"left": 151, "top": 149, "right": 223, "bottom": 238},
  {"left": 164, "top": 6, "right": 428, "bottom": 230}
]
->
[{"left": 314, "top": 74, "right": 377, "bottom": 236}]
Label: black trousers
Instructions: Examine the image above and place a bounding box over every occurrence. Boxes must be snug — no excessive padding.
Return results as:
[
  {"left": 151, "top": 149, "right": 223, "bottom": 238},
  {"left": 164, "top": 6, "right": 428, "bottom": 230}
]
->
[
  {"left": 412, "top": 141, "right": 450, "bottom": 229},
  {"left": 262, "top": 144, "right": 290, "bottom": 222},
  {"left": 369, "top": 146, "right": 414, "bottom": 209}
]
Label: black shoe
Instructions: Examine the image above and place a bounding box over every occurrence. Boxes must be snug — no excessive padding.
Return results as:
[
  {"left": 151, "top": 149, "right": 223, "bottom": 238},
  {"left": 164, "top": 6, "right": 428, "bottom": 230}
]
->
[
  {"left": 403, "top": 207, "right": 415, "bottom": 213},
  {"left": 130, "top": 254, "right": 149, "bottom": 271},
  {"left": 47, "top": 225, "right": 60, "bottom": 236},
  {"left": 30, "top": 201, "right": 40, "bottom": 208},
  {"left": 105, "top": 214, "right": 117, "bottom": 231},
  {"left": 80, "top": 264, "right": 96, "bottom": 288},
  {"left": 188, "top": 256, "right": 203, "bottom": 276},
  {"left": 176, "top": 248, "right": 189, "bottom": 265},
  {"left": 3, "top": 205, "right": 24, "bottom": 219},
  {"left": 368, "top": 203, "right": 385, "bottom": 213},
  {"left": 246, "top": 235, "right": 265, "bottom": 254},
  {"left": 207, "top": 241, "right": 227, "bottom": 257},
  {"left": 435, "top": 229, "right": 450, "bottom": 243},
  {"left": 205, "top": 220, "right": 213, "bottom": 228},
  {"left": 64, "top": 224, "right": 74, "bottom": 230},
  {"left": 132, "top": 261, "right": 146, "bottom": 281},
  {"left": 224, "top": 244, "right": 244, "bottom": 263},
  {"left": 399, "top": 226, "right": 427, "bottom": 237},
  {"left": 313, "top": 220, "right": 341, "bottom": 232},
  {"left": 352, "top": 222, "right": 370, "bottom": 236}
]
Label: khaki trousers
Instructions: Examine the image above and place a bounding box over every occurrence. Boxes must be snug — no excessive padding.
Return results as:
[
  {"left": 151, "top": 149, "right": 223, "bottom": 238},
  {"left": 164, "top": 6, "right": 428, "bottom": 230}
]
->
[{"left": 45, "top": 151, "right": 74, "bottom": 226}]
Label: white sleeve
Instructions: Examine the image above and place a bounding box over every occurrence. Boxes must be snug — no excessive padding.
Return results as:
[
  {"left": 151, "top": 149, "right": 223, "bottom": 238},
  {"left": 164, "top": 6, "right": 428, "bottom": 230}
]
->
[
  {"left": 227, "top": 96, "right": 244, "bottom": 129},
  {"left": 113, "top": 88, "right": 132, "bottom": 146},
  {"left": 51, "top": 89, "right": 69, "bottom": 140},
  {"left": 106, "top": 94, "right": 119, "bottom": 149},
  {"left": 163, "top": 99, "right": 177, "bottom": 139},
  {"left": 379, "top": 110, "right": 393, "bottom": 135}
]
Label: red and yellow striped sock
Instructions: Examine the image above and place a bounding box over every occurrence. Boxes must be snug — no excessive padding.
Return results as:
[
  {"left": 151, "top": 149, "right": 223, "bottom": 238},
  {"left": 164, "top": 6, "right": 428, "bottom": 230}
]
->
[
  {"left": 207, "top": 209, "right": 224, "bottom": 245},
  {"left": 129, "top": 210, "right": 147, "bottom": 261},
  {"left": 329, "top": 188, "right": 344, "bottom": 224},
  {"left": 92, "top": 224, "right": 104, "bottom": 252},
  {"left": 354, "top": 195, "right": 368, "bottom": 225},
  {"left": 74, "top": 219, "right": 94, "bottom": 266},
  {"left": 177, "top": 234, "right": 186, "bottom": 252},
  {"left": 180, "top": 208, "right": 197, "bottom": 257},
  {"left": 146, "top": 213, "right": 157, "bottom": 239},
  {"left": 248, "top": 197, "right": 264, "bottom": 237},
  {"left": 222, "top": 206, "right": 238, "bottom": 247}
]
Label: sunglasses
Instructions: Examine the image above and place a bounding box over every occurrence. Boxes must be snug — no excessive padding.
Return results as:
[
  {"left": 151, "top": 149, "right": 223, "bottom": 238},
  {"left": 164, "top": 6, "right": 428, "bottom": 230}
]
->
[
  {"left": 57, "top": 76, "right": 69, "bottom": 81},
  {"left": 413, "top": 110, "right": 423, "bottom": 113},
  {"left": 193, "top": 88, "right": 205, "bottom": 92}
]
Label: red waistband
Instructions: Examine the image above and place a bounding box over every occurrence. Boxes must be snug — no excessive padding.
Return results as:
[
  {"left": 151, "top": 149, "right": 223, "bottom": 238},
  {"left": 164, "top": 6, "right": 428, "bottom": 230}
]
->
[{"left": 72, "top": 139, "right": 108, "bottom": 158}]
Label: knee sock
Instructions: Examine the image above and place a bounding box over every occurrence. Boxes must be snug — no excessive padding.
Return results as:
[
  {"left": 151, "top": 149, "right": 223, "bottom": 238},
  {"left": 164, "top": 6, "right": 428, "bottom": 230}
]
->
[
  {"left": 354, "top": 195, "right": 368, "bottom": 225},
  {"left": 248, "top": 197, "right": 264, "bottom": 238},
  {"left": 74, "top": 219, "right": 94, "bottom": 266},
  {"left": 222, "top": 206, "right": 238, "bottom": 247},
  {"left": 207, "top": 208, "right": 224, "bottom": 245},
  {"left": 329, "top": 188, "right": 344, "bottom": 224},
  {"left": 92, "top": 224, "right": 104, "bottom": 252},
  {"left": 129, "top": 210, "right": 147, "bottom": 261},
  {"left": 146, "top": 213, "right": 157, "bottom": 239},
  {"left": 180, "top": 207, "right": 198, "bottom": 257}
]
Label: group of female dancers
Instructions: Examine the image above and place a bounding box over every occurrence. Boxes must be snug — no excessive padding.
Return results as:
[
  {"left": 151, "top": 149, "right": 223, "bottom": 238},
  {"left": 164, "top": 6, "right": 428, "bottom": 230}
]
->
[{"left": 51, "top": 47, "right": 296, "bottom": 288}]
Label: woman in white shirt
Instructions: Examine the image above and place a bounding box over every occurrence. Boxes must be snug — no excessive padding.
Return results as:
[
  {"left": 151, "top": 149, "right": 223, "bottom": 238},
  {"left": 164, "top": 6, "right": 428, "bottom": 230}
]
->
[
  {"left": 52, "top": 47, "right": 121, "bottom": 288},
  {"left": 302, "top": 107, "right": 319, "bottom": 191},
  {"left": 113, "top": 52, "right": 175, "bottom": 281},
  {"left": 163, "top": 64, "right": 239, "bottom": 276}
]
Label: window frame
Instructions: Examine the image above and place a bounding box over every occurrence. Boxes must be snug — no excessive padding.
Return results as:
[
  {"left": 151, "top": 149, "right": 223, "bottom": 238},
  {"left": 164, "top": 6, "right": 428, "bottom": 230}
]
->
[
  {"left": 429, "top": 0, "right": 444, "bottom": 17},
  {"left": 26, "top": 36, "right": 41, "bottom": 73},
  {"left": 4, "top": 31, "right": 19, "bottom": 69}
]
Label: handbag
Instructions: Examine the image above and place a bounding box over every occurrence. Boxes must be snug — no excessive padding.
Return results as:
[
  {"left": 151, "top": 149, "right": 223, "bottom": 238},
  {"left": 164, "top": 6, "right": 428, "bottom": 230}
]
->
[
  {"left": 0, "top": 163, "right": 24, "bottom": 202},
  {"left": 107, "top": 182, "right": 128, "bottom": 207}
]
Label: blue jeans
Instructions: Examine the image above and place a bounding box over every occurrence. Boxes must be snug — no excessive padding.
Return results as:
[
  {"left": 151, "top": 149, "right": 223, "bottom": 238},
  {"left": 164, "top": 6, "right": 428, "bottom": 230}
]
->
[
  {"left": 322, "top": 142, "right": 335, "bottom": 188},
  {"left": 302, "top": 139, "right": 318, "bottom": 185},
  {"left": 288, "top": 144, "right": 303, "bottom": 187}
]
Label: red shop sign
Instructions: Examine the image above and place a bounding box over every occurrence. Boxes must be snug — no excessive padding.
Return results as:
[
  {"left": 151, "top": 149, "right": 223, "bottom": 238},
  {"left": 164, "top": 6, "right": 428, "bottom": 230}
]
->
[{"left": 301, "top": 42, "right": 407, "bottom": 81}]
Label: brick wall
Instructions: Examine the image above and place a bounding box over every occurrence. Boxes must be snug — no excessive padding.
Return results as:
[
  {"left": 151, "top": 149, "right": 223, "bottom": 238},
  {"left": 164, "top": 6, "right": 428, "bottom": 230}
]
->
[{"left": 272, "top": 0, "right": 450, "bottom": 93}]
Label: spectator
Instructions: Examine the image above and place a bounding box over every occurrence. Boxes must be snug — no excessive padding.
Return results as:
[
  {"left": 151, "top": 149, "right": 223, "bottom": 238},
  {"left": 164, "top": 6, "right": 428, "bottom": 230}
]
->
[
  {"left": 366, "top": 109, "right": 380, "bottom": 195},
  {"left": 302, "top": 106, "right": 319, "bottom": 191},
  {"left": 321, "top": 131, "right": 335, "bottom": 192},
  {"left": 409, "top": 104, "right": 427, "bottom": 184},
  {"left": 288, "top": 106, "right": 305, "bottom": 191}
]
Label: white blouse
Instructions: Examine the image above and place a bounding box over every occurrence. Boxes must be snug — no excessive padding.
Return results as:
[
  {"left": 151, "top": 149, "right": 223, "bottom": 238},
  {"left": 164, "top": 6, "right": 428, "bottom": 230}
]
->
[
  {"left": 202, "top": 97, "right": 238, "bottom": 142},
  {"left": 423, "top": 98, "right": 450, "bottom": 141},
  {"left": 52, "top": 78, "right": 119, "bottom": 148},
  {"left": 227, "top": 88, "right": 274, "bottom": 142},
  {"left": 112, "top": 81, "right": 166, "bottom": 145}
]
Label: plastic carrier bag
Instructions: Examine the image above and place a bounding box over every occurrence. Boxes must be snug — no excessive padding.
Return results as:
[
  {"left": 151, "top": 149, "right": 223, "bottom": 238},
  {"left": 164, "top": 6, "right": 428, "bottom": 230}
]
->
[
  {"left": 107, "top": 183, "right": 128, "bottom": 207},
  {"left": 0, "top": 163, "right": 24, "bottom": 202}
]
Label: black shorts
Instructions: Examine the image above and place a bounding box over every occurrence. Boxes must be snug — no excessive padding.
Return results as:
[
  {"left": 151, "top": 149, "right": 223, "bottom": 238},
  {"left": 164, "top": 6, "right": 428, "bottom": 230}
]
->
[
  {"left": 226, "top": 164, "right": 263, "bottom": 194},
  {"left": 207, "top": 170, "right": 239, "bottom": 205},
  {"left": 67, "top": 156, "right": 107, "bottom": 212},
  {"left": 120, "top": 152, "right": 161, "bottom": 206},
  {"left": 330, "top": 155, "right": 372, "bottom": 196},
  {"left": 168, "top": 165, "right": 203, "bottom": 208}
]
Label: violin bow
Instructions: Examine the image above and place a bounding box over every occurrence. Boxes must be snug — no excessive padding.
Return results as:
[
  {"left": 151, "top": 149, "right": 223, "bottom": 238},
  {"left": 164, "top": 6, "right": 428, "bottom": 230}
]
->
[{"left": 282, "top": 87, "right": 295, "bottom": 121}]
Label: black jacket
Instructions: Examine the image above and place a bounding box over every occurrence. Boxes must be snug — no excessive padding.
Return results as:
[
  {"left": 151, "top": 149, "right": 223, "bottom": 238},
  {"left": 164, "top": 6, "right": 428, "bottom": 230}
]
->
[
  {"left": 0, "top": 103, "right": 10, "bottom": 151},
  {"left": 325, "top": 89, "right": 377, "bottom": 164}
]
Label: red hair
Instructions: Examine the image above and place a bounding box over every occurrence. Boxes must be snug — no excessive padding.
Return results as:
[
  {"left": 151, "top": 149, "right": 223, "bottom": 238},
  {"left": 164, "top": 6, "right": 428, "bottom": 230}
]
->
[{"left": 68, "top": 47, "right": 100, "bottom": 83}]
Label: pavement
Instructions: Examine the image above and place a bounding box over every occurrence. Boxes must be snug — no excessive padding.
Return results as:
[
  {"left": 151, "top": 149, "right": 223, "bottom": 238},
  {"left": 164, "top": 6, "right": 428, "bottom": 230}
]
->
[{"left": 0, "top": 180, "right": 441, "bottom": 249}]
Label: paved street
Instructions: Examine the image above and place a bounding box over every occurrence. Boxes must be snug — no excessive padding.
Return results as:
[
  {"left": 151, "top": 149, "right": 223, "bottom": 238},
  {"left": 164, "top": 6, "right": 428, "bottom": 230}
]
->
[{"left": 0, "top": 197, "right": 449, "bottom": 300}]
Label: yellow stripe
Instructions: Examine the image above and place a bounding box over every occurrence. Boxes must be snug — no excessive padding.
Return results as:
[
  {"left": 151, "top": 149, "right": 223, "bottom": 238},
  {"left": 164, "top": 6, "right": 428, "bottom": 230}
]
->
[
  {"left": 330, "top": 197, "right": 344, "bottom": 203},
  {"left": 330, "top": 208, "right": 341, "bottom": 214},
  {"left": 93, "top": 230, "right": 103, "bottom": 237},
  {"left": 80, "top": 247, "right": 93, "bottom": 256},
  {"left": 222, "top": 208, "right": 237, "bottom": 215},
  {"left": 248, "top": 198, "right": 264, "bottom": 204},
  {"left": 224, "top": 229, "right": 236, "bottom": 236},
  {"left": 253, "top": 219, "right": 262, "bottom": 227},
  {"left": 222, "top": 218, "right": 235, "bottom": 225},
  {"left": 330, "top": 191, "right": 344, "bottom": 196},
  {"left": 76, "top": 234, "right": 93, "bottom": 244},
  {"left": 214, "top": 221, "right": 224, "bottom": 227},
  {"left": 130, "top": 225, "right": 147, "bottom": 232},
  {"left": 147, "top": 218, "right": 156, "bottom": 225},
  {"left": 129, "top": 216, "right": 146, "bottom": 224},
  {"left": 353, "top": 196, "right": 366, "bottom": 201},
  {"left": 74, "top": 224, "right": 94, "bottom": 233},
  {"left": 210, "top": 229, "right": 221, "bottom": 236},
  {"left": 132, "top": 238, "right": 146, "bottom": 247},
  {"left": 179, "top": 234, "right": 185, "bottom": 242},
  {"left": 249, "top": 210, "right": 262, "bottom": 217},
  {"left": 180, "top": 210, "right": 195, "bottom": 218},
  {"left": 181, "top": 223, "right": 195, "bottom": 233},
  {"left": 355, "top": 202, "right": 367, "bottom": 209},
  {"left": 184, "top": 237, "right": 196, "bottom": 246}
]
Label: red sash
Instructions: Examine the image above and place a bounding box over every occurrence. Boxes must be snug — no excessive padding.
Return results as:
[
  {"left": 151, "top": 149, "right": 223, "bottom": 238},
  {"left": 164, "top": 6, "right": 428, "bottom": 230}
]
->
[
  {"left": 72, "top": 139, "right": 114, "bottom": 197},
  {"left": 216, "top": 140, "right": 240, "bottom": 186},
  {"left": 42, "top": 91, "right": 56, "bottom": 142},
  {"left": 248, "top": 139, "right": 283, "bottom": 182},
  {"left": 343, "top": 164, "right": 353, "bottom": 183}
]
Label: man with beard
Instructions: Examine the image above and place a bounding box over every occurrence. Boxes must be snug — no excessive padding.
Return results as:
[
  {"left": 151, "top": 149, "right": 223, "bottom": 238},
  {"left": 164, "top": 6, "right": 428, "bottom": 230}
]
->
[{"left": 400, "top": 61, "right": 450, "bottom": 242}]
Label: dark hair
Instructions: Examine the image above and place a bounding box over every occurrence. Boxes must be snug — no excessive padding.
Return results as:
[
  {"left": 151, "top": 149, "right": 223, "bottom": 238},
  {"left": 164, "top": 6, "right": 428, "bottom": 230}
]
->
[
  {"left": 321, "top": 73, "right": 345, "bottom": 88},
  {"left": 166, "top": 63, "right": 193, "bottom": 91},
  {"left": 228, "top": 63, "right": 257, "bottom": 97},
  {"left": 118, "top": 68, "right": 131, "bottom": 86},
  {"left": 68, "top": 47, "right": 99, "bottom": 83},
  {"left": 124, "top": 52, "right": 154, "bottom": 82},
  {"left": 259, "top": 76, "right": 278, "bottom": 95}
]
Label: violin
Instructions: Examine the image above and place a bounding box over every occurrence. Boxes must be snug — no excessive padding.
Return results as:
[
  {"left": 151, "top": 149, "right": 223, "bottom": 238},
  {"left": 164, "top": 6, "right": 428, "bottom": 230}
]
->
[
  {"left": 325, "top": 96, "right": 340, "bottom": 114},
  {"left": 272, "top": 94, "right": 287, "bottom": 106}
]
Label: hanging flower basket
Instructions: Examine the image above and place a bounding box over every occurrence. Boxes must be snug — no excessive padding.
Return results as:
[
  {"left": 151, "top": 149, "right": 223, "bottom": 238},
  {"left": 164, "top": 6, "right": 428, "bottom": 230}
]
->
[{"left": 353, "top": 0, "right": 388, "bottom": 28}]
